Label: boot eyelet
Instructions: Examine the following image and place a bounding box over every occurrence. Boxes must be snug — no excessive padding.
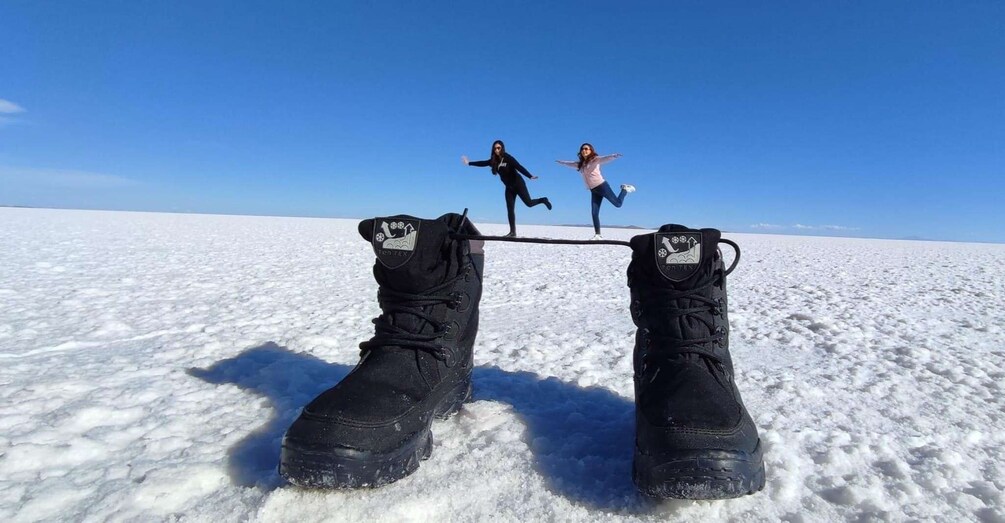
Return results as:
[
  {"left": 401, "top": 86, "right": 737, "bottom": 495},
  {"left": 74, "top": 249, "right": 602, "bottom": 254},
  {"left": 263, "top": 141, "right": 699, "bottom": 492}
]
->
[
  {"left": 440, "top": 346, "right": 457, "bottom": 367},
  {"left": 455, "top": 293, "right": 470, "bottom": 312},
  {"left": 631, "top": 300, "right": 643, "bottom": 318},
  {"left": 640, "top": 328, "right": 652, "bottom": 349},
  {"left": 442, "top": 322, "right": 458, "bottom": 340}
]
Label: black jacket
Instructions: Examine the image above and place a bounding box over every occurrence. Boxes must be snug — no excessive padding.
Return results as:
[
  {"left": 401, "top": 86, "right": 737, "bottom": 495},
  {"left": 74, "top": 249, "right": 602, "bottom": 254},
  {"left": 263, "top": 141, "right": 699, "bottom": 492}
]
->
[{"left": 469, "top": 153, "right": 533, "bottom": 186}]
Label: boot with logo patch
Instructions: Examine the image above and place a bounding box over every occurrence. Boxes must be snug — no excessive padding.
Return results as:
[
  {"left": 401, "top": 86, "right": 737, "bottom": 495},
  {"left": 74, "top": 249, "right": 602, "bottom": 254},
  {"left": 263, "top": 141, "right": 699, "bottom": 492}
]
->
[
  {"left": 280, "top": 212, "right": 484, "bottom": 488},
  {"left": 627, "top": 225, "right": 765, "bottom": 499}
]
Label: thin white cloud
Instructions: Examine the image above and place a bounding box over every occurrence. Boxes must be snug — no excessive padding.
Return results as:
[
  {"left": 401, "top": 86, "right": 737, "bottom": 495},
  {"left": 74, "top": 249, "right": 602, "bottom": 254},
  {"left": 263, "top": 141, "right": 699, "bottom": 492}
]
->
[
  {"left": 0, "top": 166, "right": 139, "bottom": 188},
  {"left": 0, "top": 99, "right": 26, "bottom": 114},
  {"left": 751, "top": 223, "right": 860, "bottom": 233},
  {"left": 822, "top": 225, "right": 860, "bottom": 231}
]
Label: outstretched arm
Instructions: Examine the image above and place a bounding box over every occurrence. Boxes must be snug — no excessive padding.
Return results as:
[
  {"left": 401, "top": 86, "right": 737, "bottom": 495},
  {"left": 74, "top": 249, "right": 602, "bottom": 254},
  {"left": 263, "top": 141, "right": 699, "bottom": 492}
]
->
[
  {"left": 510, "top": 157, "right": 538, "bottom": 179},
  {"left": 463, "top": 155, "right": 492, "bottom": 167},
  {"left": 555, "top": 160, "right": 579, "bottom": 169},
  {"left": 596, "top": 153, "right": 622, "bottom": 166}
]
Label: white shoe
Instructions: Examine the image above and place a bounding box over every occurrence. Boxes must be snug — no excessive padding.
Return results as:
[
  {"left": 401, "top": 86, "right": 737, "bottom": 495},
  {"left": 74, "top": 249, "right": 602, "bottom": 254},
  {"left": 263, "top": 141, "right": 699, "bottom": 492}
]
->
[
  {"left": 621, "top": 184, "right": 636, "bottom": 194},
  {"left": 591, "top": 234, "right": 604, "bottom": 240}
]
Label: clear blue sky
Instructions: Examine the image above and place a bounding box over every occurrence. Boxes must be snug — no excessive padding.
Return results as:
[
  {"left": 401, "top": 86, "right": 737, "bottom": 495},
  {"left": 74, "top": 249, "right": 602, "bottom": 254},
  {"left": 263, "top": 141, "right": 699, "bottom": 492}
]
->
[{"left": 2, "top": 2, "right": 1003, "bottom": 242}]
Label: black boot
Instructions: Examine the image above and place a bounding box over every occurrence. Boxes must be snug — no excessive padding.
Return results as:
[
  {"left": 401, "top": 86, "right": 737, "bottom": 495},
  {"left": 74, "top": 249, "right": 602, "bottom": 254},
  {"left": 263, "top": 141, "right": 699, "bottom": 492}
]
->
[
  {"left": 280, "top": 213, "right": 484, "bottom": 488},
  {"left": 627, "top": 225, "right": 765, "bottom": 499}
]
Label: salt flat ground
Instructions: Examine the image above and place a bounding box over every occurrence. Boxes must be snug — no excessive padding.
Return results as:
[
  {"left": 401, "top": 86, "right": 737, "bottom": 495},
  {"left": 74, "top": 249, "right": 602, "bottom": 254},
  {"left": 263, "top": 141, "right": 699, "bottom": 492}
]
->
[{"left": 1, "top": 208, "right": 1003, "bottom": 522}]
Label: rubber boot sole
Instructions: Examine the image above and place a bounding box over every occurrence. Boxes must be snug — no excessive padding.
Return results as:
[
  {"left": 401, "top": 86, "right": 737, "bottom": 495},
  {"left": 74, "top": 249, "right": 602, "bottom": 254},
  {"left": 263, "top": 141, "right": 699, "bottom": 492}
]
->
[
  {"left": 633, "top": 439, "right": 766, "bottom": 500},
  {"left": 279, "top": 377, "right": 472, "bottom": 489}
]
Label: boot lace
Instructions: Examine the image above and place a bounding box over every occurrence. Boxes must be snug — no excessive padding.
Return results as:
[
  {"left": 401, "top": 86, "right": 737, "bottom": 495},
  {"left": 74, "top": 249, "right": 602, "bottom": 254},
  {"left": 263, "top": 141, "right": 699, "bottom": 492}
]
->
[
  {"left": 359, "top": 271, "right": 466, "bottom": 364},
  {"left": 639, "top": 272, "right": 726, "bottom": 365},
  {"left": 450, "top": 209, "right": 745, "bottom": 372},
  {"left": 639, "top": 239, "right": 740, "bottom": 372}
]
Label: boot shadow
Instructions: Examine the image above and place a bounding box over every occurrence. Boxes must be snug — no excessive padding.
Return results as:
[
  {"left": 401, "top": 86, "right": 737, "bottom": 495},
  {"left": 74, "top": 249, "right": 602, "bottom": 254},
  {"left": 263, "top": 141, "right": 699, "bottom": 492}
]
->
[
  {"left": 189, "top": 345, "right": 641, "bottom": 511},
  {"left": 472, "top": 365, "right": 639, "bottom": 511},
  {"left": 187, "top": 342, "right": 352, "bottom": 490}
]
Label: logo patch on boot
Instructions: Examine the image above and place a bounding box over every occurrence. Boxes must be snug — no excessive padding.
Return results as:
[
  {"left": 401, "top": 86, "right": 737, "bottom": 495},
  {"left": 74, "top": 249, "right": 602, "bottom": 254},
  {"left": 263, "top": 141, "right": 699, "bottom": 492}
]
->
[
  {"left": 654, "top": 232, "right": 702, "bottom": 281},
  {"left": 372, "top": 218, "right": 421, "bottom": 269}
]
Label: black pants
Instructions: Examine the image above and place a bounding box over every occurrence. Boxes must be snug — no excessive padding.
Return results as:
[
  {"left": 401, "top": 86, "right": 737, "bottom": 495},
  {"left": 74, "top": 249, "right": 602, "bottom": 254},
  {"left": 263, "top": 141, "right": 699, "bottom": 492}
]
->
[{"left": 504, "top": 176, "right": 548, "bottom": 234}]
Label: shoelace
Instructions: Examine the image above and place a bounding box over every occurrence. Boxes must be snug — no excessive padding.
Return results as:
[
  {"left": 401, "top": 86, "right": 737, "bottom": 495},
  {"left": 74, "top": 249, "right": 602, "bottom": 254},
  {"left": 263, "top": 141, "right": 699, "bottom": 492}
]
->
[
  {"left": 638, "top": 239, "right": 740, "bottom": 373},
  {"left": 450, "top": 233, "right": 632, "bottom": 247},
  {"left": 639, "top": 272, "right": 726, "bottom": 367},
  {"left": 450, "top": 207, "right": 630, "bottom": 247},
  {"left": 359, "top": 271, "right": 466, "bottom": 364},
  {"left": 451, "top": 231, "right": 741, "bottom": 275},
  {"left": 455, "top": 216, "right": 743, "bottom": 367},
  {"left": 373, "top": 208, "right": 744, "bottom": 370}
]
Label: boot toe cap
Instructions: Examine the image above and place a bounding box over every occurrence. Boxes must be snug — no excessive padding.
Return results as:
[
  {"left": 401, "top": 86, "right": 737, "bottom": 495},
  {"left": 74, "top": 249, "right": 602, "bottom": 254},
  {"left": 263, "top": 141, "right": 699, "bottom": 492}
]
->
[{"left": 284, "top": 386, "right": 426, "bottom": 454}]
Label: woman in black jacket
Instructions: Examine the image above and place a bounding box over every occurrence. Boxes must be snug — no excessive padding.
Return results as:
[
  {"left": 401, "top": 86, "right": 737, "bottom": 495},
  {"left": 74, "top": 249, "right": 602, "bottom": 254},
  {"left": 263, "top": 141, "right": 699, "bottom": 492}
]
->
[{"left": 462, "top": 140, "right": 552, "bottom": 237}]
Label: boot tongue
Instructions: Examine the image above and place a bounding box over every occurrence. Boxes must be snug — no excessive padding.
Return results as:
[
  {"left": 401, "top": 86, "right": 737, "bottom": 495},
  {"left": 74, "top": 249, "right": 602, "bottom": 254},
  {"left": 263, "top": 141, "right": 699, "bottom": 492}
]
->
[
  {"left": 629, "top": 224, "right": 720, "bottom": 289},
  {"left": 354, "top": 213, "right": 471, "bottom": 385},
  {"left": 629, "top": 224, "right": 722, "bottom": 367},
  {"left": 358, "top": 215, "right": 455, "bottom": 293}
]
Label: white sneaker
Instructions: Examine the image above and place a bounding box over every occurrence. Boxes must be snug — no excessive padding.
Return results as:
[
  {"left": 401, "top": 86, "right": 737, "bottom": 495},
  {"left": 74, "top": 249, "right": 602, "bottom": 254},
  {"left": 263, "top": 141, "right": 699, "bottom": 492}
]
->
[
  {"left": 591, "top": 234, "right": 604, "bottom": 240},
  {"left": 621, "top": 184, "right": 636, "bottom": 194}
]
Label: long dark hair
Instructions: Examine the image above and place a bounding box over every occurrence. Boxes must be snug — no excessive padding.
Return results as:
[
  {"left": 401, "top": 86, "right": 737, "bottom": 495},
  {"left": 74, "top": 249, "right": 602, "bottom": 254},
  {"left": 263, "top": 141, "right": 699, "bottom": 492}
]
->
[
  {"left": 577, "top": 142, "right": 596, "bottom": 171},
  {"left": 490, "top": 140, "right": 506, "bottom": 174}
]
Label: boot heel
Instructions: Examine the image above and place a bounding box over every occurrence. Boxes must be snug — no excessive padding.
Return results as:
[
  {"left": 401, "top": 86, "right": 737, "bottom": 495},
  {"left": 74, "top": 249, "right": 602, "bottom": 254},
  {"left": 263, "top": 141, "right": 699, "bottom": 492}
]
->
[{"left": 434, "top": 375, "right": 472, "bottom": 419}]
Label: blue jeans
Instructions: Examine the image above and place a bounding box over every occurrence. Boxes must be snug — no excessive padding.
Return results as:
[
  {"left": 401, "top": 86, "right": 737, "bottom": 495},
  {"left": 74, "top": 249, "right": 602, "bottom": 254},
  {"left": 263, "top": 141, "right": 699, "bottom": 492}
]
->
[{"left": 590, "top": 182, "right": 626, "bottom": 234}]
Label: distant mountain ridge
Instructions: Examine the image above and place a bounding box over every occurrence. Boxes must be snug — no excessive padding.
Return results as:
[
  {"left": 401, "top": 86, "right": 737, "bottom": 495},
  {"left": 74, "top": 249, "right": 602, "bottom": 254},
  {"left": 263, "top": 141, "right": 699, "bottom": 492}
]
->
[{"left": 559, "top": 224, "right": 648, "bottom": 230}]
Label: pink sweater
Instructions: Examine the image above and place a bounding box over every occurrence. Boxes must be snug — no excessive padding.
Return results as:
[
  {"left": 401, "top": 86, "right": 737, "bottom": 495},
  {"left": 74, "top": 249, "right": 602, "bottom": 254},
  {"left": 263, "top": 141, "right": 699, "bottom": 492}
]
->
[{"left": 556, "top": 154, "right": 620, "bottom": 190}]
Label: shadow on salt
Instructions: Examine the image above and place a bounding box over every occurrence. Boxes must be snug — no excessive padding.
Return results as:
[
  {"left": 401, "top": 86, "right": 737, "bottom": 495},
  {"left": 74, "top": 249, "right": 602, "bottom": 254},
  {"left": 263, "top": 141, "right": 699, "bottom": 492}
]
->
[{"left": 189, "top": 342, "right": 653, "bottom": 512}]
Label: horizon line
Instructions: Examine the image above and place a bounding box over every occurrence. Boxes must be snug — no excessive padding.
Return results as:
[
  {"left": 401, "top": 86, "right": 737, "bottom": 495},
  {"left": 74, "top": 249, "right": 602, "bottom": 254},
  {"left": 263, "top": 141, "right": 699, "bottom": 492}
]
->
[{"left": 1, "top": 204, "right": 999, "bottom": 245}]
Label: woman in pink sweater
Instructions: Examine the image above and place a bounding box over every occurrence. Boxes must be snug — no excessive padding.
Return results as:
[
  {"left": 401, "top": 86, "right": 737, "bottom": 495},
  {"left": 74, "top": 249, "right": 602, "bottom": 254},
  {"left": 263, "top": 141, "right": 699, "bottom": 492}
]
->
[{"left": 556, "top": 143, "right": 636, "bottom": 240}]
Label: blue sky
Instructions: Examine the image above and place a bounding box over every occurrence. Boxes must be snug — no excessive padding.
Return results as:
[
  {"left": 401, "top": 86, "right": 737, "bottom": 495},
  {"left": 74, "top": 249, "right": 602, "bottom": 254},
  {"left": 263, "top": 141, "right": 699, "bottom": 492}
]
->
[{"left": 2, "top": 2, "right": 1003, "bottom": 242}]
